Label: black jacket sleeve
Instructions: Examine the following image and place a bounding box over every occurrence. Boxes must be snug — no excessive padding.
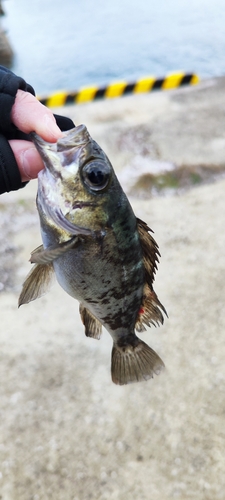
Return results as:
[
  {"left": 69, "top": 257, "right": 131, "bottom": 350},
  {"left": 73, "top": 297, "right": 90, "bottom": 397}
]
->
[{"left": 0, "top": 66, "right": 75, "bottom": 195}]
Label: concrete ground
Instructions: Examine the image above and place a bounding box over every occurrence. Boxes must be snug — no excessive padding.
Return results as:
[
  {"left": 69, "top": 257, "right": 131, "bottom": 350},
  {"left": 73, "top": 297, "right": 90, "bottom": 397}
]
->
[{"left": 0, "top": 77, "right": 225, "bottom": 499}]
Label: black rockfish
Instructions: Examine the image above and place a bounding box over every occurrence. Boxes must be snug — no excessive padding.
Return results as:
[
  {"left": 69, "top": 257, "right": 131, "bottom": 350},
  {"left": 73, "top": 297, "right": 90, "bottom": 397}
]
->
[{"left": 19, "top": 125, "right": 167, "bottom": 385}]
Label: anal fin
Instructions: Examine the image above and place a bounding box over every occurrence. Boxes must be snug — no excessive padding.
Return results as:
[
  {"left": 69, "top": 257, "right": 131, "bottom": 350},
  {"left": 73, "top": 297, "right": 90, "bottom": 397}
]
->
[
  {"left": 111, "top": 334, "right": 164, "bottom": 385},
  {"left": 79, "top": 304, "right": 102, "bottom": 340}
]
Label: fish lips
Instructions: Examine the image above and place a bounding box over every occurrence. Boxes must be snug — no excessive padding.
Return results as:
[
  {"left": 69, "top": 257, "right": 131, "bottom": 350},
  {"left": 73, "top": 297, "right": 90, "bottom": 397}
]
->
[
  {"left": 31, "top": 125, "right": 91, "bottom": 171},
  {"left": 30, "top": 132, "right": 61, "bottom": 177}
]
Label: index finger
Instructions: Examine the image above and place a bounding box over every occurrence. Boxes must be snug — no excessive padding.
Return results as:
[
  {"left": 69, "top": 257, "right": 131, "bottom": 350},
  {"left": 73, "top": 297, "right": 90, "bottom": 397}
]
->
[{"left": 11, "top": 90, "right": 63, "bottom": 142}]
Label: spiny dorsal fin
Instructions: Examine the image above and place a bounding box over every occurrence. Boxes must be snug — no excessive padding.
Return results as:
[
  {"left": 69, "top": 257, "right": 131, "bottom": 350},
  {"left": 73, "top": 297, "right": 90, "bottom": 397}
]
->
[
  {"left": 79, "top": 304, "right": 102, "bottom": 340},
  {"left": 136, "top": 218, "right": 167, "bottom": 332},
  {"left": 111, "top": 334, "right": 164, "bottom": 385},
  {"left": 136, "top": 217, "right": 160, "bottom": 287},
  {"left": 18, "top": 262, "right": 55, "bottom": 306}
]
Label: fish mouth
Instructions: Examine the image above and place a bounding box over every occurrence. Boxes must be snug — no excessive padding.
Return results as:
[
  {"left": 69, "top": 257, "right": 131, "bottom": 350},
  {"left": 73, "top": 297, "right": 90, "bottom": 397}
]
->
[
  {"left": 31, "top": 125, "right": 90, "bottom": 155},
  {"left": 30, "top": 132, "right": 59, "bottom": 176},
  {"left": 30, "top": 131, "right": 57, "bottom": 152},
  {"left": 57, "top": 124, "right": 90, "bottom": 150},
  {"left": 30, "top": 126, "right": 91, "bottom": 176}
]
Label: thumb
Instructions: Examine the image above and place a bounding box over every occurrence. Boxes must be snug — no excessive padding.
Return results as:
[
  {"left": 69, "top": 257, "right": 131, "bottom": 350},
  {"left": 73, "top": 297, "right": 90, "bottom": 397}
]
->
[{"left": 9, "top": 139, "right": 44, "bottom": 181}]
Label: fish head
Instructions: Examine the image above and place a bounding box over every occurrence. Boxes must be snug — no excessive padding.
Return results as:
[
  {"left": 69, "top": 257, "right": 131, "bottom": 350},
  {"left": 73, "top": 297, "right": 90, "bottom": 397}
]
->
[{"left": 32, "top": 125, "right": 126, "bottom": 237}]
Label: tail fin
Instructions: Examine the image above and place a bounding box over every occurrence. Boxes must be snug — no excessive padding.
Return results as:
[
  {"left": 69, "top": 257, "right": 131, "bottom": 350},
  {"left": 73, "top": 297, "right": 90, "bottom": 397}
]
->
[{"left": 111, "top": 334, "right": 164, "bottom": 385}]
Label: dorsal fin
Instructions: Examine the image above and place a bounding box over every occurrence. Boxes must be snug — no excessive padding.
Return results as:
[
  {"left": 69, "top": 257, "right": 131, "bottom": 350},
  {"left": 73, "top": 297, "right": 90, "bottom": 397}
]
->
[
  {"left": 136, "top": 218, "right": 167, "bottom": 332},
  {"left": 136, "top": 218, "right": 160, "bottom": 287}
]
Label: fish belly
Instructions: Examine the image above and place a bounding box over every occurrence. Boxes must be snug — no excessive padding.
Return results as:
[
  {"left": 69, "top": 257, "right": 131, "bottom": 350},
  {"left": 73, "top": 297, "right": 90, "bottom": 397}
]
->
[{"left": 53, "top": 234, "right": 144, "bottom": 333}]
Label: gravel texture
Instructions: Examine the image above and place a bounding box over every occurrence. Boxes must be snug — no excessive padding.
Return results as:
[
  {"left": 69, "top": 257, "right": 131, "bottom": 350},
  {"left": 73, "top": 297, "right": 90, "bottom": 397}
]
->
[{"left": 0, "top": 77, "right": 224, "bottom": 500}]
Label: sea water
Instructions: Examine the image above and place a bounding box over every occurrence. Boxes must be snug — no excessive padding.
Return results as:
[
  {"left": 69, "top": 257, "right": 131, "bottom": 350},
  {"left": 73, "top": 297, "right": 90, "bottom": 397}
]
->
[{"left": 2, "top": 0, "right": 225, "bottom": 95}]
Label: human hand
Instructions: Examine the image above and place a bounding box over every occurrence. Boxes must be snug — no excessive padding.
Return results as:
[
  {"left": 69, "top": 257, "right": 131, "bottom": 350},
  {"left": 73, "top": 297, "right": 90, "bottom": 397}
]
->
[{"left": 9, "top": 89, "right": 63, "bottom": 182}]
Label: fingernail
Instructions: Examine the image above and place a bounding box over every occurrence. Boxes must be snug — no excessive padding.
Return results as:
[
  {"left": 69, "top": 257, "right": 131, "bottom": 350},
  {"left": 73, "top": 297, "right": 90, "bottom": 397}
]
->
[{"left": 44, "top": 113, "right": 63, "bottom": 140}]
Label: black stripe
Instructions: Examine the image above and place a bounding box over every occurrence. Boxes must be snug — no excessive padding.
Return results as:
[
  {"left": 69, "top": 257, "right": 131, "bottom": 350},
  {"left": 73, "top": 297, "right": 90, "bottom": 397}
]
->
[
  {"left": 152, "top": 78, "right": 164, "bottom": 90},
  {"left": 94, "top": 88, "right": 106, "bottom": 99},
  {"left": 65, "top": 94, "right": 76, "bottom": 104},
  {"left": 123, "top": 83, "right": 136, "bottom": 94},
  {"left": 180, "top": 74, "right": 193, "bottom": 85},
  {"left": 39, "top": 98, "right": 47, "bottom": 106}
]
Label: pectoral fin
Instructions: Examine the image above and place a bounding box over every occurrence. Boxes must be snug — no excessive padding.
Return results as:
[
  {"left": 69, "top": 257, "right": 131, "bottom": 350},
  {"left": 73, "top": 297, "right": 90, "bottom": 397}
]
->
[
  {"left": 79, "top": 304, "right": 102, "bottom": 340},
  {"left": 18, "top": 262, "right": 55, "bottom": 306},
  {"left": 30, "top": 236, "right": 79, "bottom": 264}
]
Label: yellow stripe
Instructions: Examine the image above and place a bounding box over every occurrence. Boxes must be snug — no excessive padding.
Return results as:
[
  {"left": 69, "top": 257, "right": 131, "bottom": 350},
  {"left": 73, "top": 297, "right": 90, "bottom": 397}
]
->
[
  {"left": 37, "top": 73, "right": 200, "bottom": 107},
  {"left": 105, "top": 81, "right": 127, "bottom": 98},
  {"left": 75, "top": 86, "right": 98, "bottom": 103},
  {"left": 134, "top": 76, "right": 156, "bottom": 93},
  {"left": 162, "top": 72, "right": 185, "bottom": 90},
  {"left": 190, "top": 74, "right": 200, "bottom": 85},
  {"left": 44, "top": 91, "right": 67, "bottom": 107}
]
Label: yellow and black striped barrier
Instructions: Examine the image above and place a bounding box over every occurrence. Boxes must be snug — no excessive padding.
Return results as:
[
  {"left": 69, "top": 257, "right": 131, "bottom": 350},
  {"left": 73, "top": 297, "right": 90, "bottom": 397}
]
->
[{"left": 38, "top": 72, "right": 199, "bottom": 108}]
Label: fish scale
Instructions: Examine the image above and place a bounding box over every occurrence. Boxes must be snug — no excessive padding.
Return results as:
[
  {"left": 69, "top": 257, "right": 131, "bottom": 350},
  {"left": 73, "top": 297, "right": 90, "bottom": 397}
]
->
[{"left": 19, "top": 125, "right": 167, "bottom": 385}]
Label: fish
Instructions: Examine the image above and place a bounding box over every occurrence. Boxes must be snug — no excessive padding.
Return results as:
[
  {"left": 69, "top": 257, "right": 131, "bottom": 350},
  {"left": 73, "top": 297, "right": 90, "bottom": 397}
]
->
[{"left": 18, "top": 124, "right": 167, "bottom": 385}]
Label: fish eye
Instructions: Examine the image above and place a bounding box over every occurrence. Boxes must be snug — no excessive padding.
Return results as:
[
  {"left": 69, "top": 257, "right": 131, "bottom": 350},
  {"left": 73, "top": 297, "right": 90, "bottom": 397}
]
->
[{"left": 82, "top": 161, "right": 111, "bottom": 191}]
